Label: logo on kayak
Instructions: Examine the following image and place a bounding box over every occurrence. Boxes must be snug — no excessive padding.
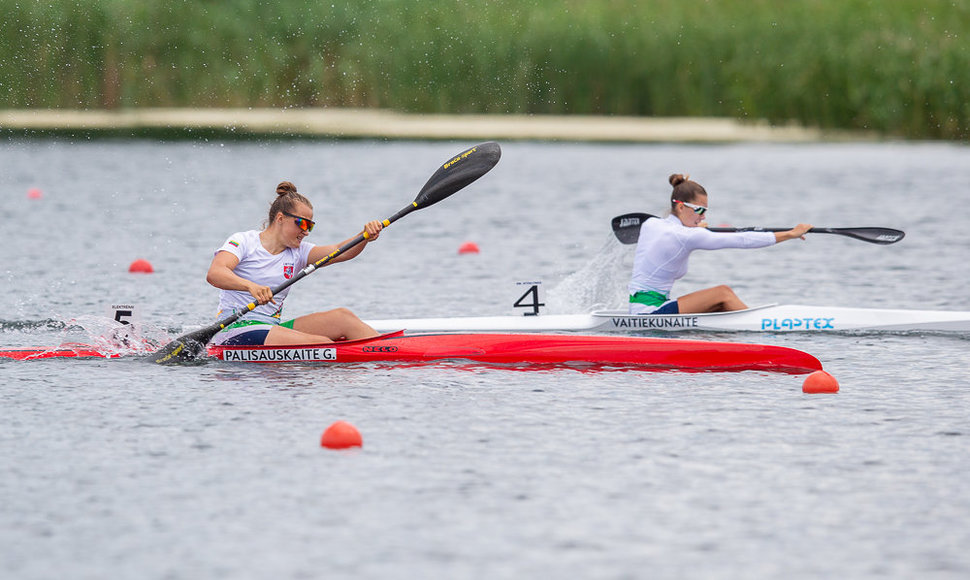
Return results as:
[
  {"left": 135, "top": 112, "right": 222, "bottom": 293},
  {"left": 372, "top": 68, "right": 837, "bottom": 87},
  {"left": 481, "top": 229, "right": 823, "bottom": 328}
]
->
[
  {"left": 761, "top": 318, "right": 836, "bottom": 330},
  {"left": 222, "top": 348, "right": 337, "bottom": 362},
  {"left": 362, "top": 346, "right": 398, "bottom": 353},
  {"left": 283, "top": 264, "right": 294, "bottom": 279}
]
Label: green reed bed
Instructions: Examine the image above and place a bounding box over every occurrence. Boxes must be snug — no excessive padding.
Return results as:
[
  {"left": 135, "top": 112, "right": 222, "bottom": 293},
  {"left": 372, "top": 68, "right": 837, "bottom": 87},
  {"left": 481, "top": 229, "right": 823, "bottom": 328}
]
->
[{"left": 2, "top": 0, "right": 967, "bottom": 139}]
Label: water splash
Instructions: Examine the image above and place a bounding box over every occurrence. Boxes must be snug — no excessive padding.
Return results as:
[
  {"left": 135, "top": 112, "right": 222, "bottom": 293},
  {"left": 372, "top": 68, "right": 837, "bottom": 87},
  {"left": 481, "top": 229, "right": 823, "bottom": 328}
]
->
[
  {"left": 546, "top": 236, "right": 632, "bottom": 314},
  {"left": 0, "top": 319, "right": 74, "bottom": 333},
  {"left": 0, "top": 314, "right": 161, "bottom": 354}
]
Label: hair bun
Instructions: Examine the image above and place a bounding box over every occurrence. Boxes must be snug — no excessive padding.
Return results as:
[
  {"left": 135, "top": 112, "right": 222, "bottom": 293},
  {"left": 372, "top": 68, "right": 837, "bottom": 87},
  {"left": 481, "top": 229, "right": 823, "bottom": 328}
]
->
[
  {"left": 276, "top": 181, "right": 298, "bottom": 196},
  {"left": 668, "top": 174, "right": 688, "bottom": 187}
]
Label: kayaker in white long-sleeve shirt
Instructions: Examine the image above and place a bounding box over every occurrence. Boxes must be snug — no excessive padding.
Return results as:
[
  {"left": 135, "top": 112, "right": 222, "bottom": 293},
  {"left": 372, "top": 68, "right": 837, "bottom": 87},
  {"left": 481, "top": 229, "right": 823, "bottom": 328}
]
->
[{"left": 629, "top": 174, "right": 812, "bottom": 315}]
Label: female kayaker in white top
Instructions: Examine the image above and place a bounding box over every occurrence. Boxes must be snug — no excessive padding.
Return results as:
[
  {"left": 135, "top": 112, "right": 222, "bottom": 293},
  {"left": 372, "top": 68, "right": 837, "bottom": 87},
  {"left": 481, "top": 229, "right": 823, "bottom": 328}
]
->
[
  {"left": 207, "top": 181, "right": 383, "bottom": 346},
  {"left": 629, "top": 174, "right": 812, "bottom": 315}
]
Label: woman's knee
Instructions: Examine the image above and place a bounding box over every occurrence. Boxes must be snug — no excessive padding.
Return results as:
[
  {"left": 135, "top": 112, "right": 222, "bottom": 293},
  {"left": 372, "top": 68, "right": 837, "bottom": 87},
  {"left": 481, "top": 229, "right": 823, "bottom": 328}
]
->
[
  {"left": 327, "top": 307, "right": 364, "bottom": 323},
  {"left": 713, "top": 285, "right": 737, "bottom": 299}
]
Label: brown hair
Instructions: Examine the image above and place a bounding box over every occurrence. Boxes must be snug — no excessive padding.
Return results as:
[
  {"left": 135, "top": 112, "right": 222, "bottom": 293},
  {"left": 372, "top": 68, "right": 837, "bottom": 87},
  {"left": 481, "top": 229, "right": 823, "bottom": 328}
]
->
[
  {"left": 267, "top": 181, "right": 313, "bottom": 227},
  {"left": 669, "top": 174, "right": 707, "bottom": 211}
]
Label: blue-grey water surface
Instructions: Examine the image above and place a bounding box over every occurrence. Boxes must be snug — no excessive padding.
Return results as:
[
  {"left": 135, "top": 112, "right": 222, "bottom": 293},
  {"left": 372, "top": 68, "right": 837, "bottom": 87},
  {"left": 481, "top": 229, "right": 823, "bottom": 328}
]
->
[{"left": 2, "top": 138, "right": 969, "bottom": 579}]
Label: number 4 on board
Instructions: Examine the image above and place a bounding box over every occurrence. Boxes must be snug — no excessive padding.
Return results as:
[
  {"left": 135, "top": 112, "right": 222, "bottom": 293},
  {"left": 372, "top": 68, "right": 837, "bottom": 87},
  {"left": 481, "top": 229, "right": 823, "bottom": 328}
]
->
[{"left": 514, "top": 284, "right": 544, "bottom": 316}]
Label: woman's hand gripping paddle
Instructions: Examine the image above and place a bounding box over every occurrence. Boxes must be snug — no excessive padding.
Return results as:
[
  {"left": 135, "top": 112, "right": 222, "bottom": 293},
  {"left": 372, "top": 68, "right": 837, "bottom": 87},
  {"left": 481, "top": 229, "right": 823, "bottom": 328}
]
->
[{"left": 151, "top": 142, "right": 502, "bottom": 364}]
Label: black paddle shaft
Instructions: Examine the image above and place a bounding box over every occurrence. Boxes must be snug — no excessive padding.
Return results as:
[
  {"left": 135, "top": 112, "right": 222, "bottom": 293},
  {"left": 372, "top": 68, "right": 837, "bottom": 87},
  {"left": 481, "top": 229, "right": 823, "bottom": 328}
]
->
[
  {"left": 611, "top": 212, "right": 905, "bottom": 245},
  {"left": 150, "top": 142, "right": 502, "bottom": 364}
]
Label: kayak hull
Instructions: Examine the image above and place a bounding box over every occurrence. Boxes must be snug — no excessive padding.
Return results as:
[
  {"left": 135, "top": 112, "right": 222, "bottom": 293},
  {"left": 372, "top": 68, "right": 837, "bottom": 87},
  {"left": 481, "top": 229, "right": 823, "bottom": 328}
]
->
[
  {"left": 206, "top": 331, "right": 823, "bottom": 373},
  {"left": 2, "top": 332, "right": 823, "bottom": 373},
  {"left": 364, "top": 304, "right": 970, "bottom": 334}
]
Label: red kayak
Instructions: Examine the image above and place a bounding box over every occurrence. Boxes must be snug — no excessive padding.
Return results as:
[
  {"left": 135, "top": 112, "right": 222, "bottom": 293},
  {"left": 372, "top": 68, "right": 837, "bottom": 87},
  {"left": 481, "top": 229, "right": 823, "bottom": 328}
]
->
[
  {"left": 206, "top": 331, "right": 822, "bottom": 373},
  {"left": 1, "top": 331, "right": 822, "bottom": 373}
]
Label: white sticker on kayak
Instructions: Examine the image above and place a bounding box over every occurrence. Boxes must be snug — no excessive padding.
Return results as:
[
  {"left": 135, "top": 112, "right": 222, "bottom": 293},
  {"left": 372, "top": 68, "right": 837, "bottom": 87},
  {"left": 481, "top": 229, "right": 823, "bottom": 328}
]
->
[
  {"left": 109, "top": 303, "right": 139, "bottom": 325},
  {"left": 513, "top": 281, "right": 544, "bottom": 316},
  {"left": 223, "top": 348, "right": 337, "bottom": 362}
]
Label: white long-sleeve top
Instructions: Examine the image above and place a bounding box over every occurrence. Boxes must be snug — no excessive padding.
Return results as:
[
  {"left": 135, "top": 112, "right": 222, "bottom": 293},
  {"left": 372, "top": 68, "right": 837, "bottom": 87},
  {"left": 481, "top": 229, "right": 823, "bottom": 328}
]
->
[{"left": 628, "top": 215, "right": 776, "bottom": 297}]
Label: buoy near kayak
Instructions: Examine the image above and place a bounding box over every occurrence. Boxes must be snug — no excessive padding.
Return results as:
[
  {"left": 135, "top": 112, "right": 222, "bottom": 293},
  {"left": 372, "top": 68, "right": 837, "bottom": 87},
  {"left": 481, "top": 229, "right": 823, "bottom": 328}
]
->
[
  {"left": 458, "top": 241, "right": 480, "bottom": 254},
  {"left": 128, "top": 259, "right": 154, "bottom": 273},
  {"left": 802, "top": 370, "right": 839, "bottom": 394},
  {"left": 320, "top": 420, "right": 363, "bottom": 449}
]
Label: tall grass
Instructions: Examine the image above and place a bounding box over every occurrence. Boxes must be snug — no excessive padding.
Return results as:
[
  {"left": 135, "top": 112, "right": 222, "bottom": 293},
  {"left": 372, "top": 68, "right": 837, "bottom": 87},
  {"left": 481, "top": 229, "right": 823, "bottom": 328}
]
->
[{"left": 1, "top": 0, "right": 967, "bottom": 139}]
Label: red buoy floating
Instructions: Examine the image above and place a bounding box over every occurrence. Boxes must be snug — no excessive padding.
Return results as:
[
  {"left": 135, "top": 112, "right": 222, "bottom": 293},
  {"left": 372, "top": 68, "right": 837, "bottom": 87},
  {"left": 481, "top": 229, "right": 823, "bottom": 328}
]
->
[
  {"left": 27, "top": 188, "right": 43, "bottom": 199},
  {"left": 320, "top": 420, "right": 363, "bottom": 449},
  {"left": 458, "top": 241, "right": 480, "bottom": 254},
  {"left": 802, "top": 370, "right": 839, "bottom": 394},
  {"left": 128, "top": 259, "right": 154, "bottom": 273}
]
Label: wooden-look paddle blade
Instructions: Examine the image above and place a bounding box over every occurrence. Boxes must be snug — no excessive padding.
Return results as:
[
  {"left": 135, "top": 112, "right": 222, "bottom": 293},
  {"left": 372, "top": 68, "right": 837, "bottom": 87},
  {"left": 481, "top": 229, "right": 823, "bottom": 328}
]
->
[
  {"left": 611, "top": 212, "right": 653, "bottom": 244},
  {"left": 151, "top": 143, "right": 502, "bottom": 365}
]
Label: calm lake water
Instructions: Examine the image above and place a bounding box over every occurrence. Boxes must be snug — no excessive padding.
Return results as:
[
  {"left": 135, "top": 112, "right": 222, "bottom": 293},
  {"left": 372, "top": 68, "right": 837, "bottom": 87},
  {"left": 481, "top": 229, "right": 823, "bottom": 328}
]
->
[{"left": 2, "top": 137, "right": 969, "bottom": 579}]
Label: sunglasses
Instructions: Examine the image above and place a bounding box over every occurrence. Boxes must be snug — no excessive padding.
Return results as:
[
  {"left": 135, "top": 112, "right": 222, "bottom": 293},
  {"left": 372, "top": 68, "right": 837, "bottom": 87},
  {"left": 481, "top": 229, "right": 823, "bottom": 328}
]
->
[
  {"left": 282, "top": 211, "right": 315, "bottom": 233},
  {"left": 675, "top": 200, "right": 708, "bottom": 216}
]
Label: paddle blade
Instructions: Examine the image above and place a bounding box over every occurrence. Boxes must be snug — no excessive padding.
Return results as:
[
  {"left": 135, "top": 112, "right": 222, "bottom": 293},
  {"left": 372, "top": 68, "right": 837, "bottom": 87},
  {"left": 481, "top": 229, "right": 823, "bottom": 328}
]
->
[
  {"left": 148, "top": 332, "right": 209, "bottom": 364},
  {"left": 414, "top": 142, "right": 501, "bottom": 209},
  {"left": 823, "top": 227, "right": 905, "bottom": 245},
  {"left": 149, "top": 317, "right": 235, "bottom": 364},
  {"left": 611, "top": 212, "right": 654, "bottom": 244}
]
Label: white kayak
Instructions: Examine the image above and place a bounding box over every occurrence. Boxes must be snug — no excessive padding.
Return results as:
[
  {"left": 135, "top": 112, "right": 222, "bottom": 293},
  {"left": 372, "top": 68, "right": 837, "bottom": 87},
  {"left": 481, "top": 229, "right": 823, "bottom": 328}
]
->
[{"left": 366, "top": 304, "right": 970, "bottom": 334}]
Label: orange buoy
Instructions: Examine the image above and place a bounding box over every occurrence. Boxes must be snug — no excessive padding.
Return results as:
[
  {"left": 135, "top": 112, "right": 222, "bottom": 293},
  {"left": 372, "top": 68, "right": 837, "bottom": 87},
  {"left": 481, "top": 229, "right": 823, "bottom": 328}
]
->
[
  {"left": 458, "top": 241, "right": 480, "bottom": 254},
  {"left": 128, "top": 259, "right": 154, "bottom": 273},
  {"left": 802, "top": 370, "right": 839, "bottom": 394},
  {"left": 27, "top": 188, "right": 43, "bottom": 199},
  {"left": 320, "top": 420, "right": 363, "bottom": 449}
]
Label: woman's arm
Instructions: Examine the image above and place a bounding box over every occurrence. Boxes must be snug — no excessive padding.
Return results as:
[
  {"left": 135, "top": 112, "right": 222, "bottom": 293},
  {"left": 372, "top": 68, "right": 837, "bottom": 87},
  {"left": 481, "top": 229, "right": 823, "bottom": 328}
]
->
[
  {"left": 687, "top": 222, "right": 814, "bottom": 250},
  {"left": 206, "top": 251, "right": 275, "bottom": 305},
  {"left": 308, "top": 220, "right": 384, "bottom": 265}
]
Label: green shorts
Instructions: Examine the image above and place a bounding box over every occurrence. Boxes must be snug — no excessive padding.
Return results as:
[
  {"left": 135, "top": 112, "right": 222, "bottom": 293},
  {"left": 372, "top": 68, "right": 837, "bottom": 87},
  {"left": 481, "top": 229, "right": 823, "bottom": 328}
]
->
[
  {"left": 212, "top": 317, "right": 296, "bottom": 346},
  {"left": 629, "top": 290, "right": 669, "bottom": 307},
  {"left": 224, "top": 318, "right": 296, "bottom": 330}
]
